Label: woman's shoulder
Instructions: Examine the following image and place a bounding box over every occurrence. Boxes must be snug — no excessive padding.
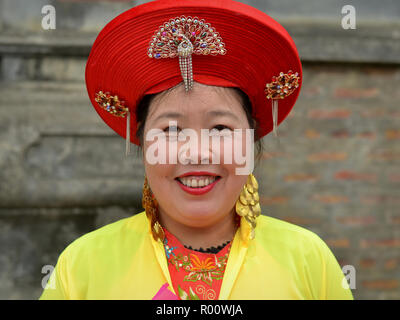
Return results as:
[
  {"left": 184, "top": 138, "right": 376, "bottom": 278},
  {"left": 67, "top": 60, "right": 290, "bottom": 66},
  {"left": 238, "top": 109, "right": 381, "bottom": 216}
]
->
[
  {"left": 256, "top": 214, "right": 329, "bottom": 254},
  {"left": 255, "top": 214, "right": 353, "bottom": 300},
  {"left": 62, "top": 210, "right": 148, "bottom": 255}
]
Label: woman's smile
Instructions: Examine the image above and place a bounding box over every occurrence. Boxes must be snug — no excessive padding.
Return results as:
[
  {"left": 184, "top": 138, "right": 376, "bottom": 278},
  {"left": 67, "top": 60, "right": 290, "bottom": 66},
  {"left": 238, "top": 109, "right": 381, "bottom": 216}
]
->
[{"left": 175, "top": 171, "right": 222, "bottom": 195}]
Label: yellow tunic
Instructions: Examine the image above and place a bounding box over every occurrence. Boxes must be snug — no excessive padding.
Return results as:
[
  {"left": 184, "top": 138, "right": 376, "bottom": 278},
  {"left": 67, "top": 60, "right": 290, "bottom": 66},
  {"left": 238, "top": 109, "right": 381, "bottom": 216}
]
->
[{"left": 39, "top": 211, "right": 353, "bottom": 300}]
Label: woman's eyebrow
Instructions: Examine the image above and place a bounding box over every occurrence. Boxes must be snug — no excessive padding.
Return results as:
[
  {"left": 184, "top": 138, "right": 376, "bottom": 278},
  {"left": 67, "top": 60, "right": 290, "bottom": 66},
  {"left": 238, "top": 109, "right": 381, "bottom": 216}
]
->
[
  {"left": 206, "top": 110, "right": 240, "bottom": 121},
  {"left": 153, "top": 111, "right": 184, "bottom": 122}
]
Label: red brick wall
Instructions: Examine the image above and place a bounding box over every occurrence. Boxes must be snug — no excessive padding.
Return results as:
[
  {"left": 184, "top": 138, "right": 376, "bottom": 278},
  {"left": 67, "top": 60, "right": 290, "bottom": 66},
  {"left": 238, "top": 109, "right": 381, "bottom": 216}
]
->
[{"left": 256, "top": 63, "right": 400, "bottom": 299}]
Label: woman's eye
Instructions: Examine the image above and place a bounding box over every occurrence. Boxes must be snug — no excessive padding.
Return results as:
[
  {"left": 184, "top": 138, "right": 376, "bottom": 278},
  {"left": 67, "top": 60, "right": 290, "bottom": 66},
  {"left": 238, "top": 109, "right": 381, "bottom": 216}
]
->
[
  {"left": 213, "top": 124, "right": 232, "bottom": 131},
  {"left": 163, "top": 126, "right": 180, "bottom": 133}
]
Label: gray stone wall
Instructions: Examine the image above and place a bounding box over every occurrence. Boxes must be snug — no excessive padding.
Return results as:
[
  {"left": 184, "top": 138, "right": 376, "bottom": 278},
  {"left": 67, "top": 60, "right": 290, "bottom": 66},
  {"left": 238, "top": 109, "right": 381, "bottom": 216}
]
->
[{"left": 0, "top": 0, "right": 399, "bottom": 300}]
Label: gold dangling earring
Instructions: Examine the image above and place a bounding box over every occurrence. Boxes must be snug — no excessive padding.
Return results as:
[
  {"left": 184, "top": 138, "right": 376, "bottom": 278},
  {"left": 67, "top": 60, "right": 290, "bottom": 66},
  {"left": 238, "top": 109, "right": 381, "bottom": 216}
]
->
[
  {"left": 142, "top": 175, "right": 165, "bottom": 242},
  {"left": 235, "top": 173, "right": 261, "bottom": 240}
]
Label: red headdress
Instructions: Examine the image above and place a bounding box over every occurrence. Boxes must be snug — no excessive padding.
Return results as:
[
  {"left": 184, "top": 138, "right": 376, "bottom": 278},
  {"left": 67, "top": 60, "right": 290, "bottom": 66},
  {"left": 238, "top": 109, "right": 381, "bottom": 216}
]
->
[{"left": 85, "top": 0, "right": 302, "bottom": 154}]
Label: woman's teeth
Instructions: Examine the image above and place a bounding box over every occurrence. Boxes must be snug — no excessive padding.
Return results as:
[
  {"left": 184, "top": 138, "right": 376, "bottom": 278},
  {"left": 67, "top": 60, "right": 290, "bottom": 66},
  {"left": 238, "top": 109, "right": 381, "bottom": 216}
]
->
[{"left": 178, "top": 176, "right": 217, "bottom": 188}]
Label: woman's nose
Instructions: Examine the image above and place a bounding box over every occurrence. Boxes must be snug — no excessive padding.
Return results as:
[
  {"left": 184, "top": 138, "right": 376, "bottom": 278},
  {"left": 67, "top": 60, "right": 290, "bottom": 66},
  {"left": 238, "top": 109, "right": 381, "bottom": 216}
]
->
[
  {"left": 177, "top": 130, "right": 214, "bottom": 165},
  {"left": 178, "top": 143, "right": 211, "bottom": 165}
]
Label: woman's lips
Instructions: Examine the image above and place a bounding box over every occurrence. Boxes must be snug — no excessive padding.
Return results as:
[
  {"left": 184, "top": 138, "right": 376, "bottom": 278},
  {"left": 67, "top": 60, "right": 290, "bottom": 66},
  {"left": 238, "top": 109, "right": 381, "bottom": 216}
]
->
[
  {"left": 177, "top": 171, "right": 219, "bottom": 178},
  {"left": 175, "top": 171, "right": 221, "bottom": 195}
]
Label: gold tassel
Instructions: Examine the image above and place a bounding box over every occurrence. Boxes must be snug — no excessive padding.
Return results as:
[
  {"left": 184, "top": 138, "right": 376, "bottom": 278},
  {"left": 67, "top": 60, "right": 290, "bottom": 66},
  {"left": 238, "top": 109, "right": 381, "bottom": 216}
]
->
[
  {"left": 125, "top": 110, "right": 131, "bottom": 156},
  {"left": 177, "top": 34, "right": 194, "bottom": 92},
  {"left": 272, "top": 99, "right": 278, "bottom": 137}
]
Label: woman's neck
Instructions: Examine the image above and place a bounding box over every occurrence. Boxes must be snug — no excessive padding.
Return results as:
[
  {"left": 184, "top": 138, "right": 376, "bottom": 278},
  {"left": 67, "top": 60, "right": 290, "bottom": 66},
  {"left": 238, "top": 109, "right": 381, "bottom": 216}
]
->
[{"left": 158, "top": 207, "right": 238, "bottom": 249}]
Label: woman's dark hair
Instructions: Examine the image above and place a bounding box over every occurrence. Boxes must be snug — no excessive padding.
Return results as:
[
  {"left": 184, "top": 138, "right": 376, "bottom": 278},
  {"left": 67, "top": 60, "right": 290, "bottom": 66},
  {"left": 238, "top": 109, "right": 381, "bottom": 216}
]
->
[{"left": 135, "top": 85, "right": 264, "bottom": 167}]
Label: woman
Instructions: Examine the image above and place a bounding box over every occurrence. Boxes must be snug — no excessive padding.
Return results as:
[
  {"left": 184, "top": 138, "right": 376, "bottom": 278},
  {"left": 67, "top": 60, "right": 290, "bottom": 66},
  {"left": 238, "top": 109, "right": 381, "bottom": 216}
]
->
[{"left": 40, "top": 0, "right": 353, "bottom": 300}]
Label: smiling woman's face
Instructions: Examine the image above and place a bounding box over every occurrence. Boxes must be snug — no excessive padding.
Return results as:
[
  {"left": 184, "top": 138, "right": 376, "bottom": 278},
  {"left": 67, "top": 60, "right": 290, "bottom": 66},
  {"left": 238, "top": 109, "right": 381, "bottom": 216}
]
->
[{"left": 142, "top": 81, "right": 252, "bottom": 229}]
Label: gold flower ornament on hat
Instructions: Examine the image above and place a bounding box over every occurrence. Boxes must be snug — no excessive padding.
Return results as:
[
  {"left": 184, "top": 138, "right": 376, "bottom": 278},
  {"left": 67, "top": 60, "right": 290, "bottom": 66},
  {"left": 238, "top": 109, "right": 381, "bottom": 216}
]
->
[
  {"left": 94, "top": 91, "right": 131, "bottom": 155},
  {"left": 94, "top": 91, "right": 128, "bottom": 117},
  {"left": 265, "top": 70, "right": 300, "bottom": 137}
]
